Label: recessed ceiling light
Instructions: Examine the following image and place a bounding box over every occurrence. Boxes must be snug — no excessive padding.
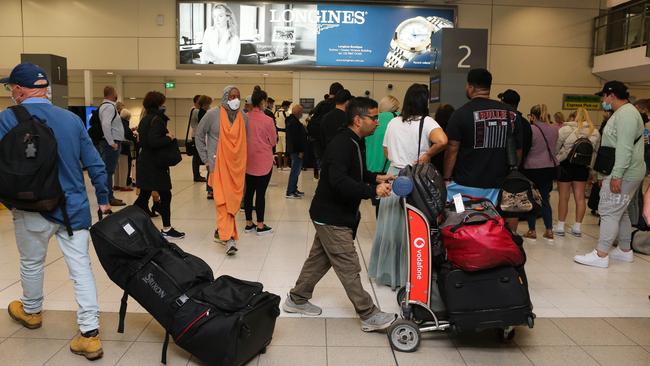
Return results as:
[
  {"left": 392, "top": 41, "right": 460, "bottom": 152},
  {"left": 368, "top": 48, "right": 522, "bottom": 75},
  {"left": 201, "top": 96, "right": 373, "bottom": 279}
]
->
[
  {"left": 129, "top": 97, "right": 136, "bottom": 100},
  {"left": 263, "top": 73, "right": 269, "bottom": 77},
  {"left": 106, "top": 72, "right": 114, "bottom": 75},
  {"left": 195, "top": 72, "right": 202, "bottom": 76}
]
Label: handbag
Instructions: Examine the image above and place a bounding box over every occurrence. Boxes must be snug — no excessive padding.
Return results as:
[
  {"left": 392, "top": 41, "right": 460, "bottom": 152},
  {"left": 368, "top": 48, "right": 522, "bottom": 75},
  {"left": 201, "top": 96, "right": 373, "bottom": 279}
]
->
[
  {"left": 184, "top": 108, "right": 195, "bottom": 156},
  {"left": 593, "top": 134, "right": 643, "bottom": 175},
  {"left": 498, "top": 114, "right": 542, "bottom": 214},
  {"left": 150, "top": 116, "right": 182, "bottom": 168}
]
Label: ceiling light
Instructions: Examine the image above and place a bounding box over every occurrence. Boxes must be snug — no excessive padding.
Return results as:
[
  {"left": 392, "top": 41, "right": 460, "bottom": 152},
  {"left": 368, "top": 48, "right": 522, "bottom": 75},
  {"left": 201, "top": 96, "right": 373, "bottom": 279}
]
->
[
  {"left": 129, "top": 97, "right": 136, "bottom": 100},
  {"left": 106, "top": 72, "right": 114, "bottom": 75},
  {"left": 195, "top": 72, "right": 202, "bottom": 76},
  {"left": 263, "top": 73, "right": 269, "bottom": 77}
]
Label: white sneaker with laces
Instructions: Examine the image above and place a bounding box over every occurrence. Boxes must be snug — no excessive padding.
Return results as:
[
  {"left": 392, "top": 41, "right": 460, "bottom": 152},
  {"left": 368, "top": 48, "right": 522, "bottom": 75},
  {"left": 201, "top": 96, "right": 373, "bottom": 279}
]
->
[
  {"left": 553, "top": 224, "right": 565, "bottom": 236},
  {"left": 609, "top": 247, "right": 634, "bottom": 262},
  {"left": 574, "top": 250, "right": 609, "bottom": 268}
]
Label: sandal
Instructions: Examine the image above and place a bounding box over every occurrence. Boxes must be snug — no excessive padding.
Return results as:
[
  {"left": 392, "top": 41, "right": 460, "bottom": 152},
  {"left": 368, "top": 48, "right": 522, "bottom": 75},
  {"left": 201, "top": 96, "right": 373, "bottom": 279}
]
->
[{"left": 523, "top": 230, "right": 537, "bottom": 239}]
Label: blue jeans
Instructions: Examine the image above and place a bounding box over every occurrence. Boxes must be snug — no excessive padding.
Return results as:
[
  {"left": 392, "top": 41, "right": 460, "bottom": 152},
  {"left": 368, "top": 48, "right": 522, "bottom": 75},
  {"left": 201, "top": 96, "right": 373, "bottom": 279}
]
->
[
  {"left": 287, "top": 153, "right": 303, "bottom": 194},
  {"left": 13, "top": 210, "right": 99, "bottom": 332},
  {"left": 98, "top": 140, "right": 120, "bottom": 199}
]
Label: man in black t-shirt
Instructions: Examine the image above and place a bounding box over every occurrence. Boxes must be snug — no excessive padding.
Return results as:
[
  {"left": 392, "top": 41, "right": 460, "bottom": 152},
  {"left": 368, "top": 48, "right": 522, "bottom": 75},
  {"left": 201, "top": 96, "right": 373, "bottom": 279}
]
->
[
  {"left": 443, "top": 68, "right": 518, "bottom": 204},
  {"left": 321, "top": 89, "right": 353, "bottom": 147}
]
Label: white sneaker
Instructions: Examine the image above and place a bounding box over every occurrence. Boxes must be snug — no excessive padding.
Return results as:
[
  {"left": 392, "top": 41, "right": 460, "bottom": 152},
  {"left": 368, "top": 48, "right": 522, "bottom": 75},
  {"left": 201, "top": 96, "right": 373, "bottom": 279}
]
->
[
  {"left": 570, "top": 229, "right": 582, "bottom": 238},
  {"left": 609, "top": 247, "right": 634, "bottom": 262},
  {"left": 574, "top": 250, "right": 609, "bottom": 268},
  {"left": 553, "top": 224, "right": 565, "bottom": 236}
]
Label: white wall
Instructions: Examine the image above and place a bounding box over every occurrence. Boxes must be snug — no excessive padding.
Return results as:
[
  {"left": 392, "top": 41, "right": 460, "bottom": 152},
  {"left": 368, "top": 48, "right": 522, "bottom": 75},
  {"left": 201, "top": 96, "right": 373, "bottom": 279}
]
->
[{"left": 0, "top": 0, "right": 618, "bottom": 126}]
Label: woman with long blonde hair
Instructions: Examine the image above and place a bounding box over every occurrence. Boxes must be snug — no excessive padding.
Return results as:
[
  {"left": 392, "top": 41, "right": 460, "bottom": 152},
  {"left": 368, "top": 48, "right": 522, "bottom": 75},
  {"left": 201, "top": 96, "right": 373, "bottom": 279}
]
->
[
  {"left": 554, "top": 107, "right": 600, "bottom": 236},
  {"left": 200, "top": 3, "right": 240, "bottom": 64}
]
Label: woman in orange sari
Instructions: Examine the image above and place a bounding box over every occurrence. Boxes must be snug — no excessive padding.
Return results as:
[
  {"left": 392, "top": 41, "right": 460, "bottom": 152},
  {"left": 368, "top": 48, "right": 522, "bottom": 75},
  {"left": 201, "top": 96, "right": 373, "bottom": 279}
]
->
[{"left": 195, "top": 85, "right": 248, "bottom": 255}]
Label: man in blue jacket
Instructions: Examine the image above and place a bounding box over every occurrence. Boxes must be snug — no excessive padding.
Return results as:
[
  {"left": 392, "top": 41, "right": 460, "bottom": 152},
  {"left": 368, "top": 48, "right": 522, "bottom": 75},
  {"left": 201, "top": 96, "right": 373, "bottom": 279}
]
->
[{"left": 0, "top": 63, "right": 110, "bottom": 360}]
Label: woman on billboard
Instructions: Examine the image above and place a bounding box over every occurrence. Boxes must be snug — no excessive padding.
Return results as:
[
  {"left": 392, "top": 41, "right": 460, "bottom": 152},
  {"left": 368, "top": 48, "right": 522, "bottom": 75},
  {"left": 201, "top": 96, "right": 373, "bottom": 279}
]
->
[{"left": 200, "top": 3, "right": 241, "bottom": 64}]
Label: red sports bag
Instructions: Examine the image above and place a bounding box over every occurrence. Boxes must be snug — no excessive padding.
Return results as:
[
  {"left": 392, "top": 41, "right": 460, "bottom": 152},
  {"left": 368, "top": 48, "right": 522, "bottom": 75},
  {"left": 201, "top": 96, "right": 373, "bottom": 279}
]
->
[{"left": 441, "top": 200, "right": 525, "bottom": 272}]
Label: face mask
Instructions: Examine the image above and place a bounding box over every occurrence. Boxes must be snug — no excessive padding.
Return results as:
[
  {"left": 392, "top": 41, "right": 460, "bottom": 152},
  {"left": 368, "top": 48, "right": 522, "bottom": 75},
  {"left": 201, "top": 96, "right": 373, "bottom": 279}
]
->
[
  {"left": 159, "top": 106, "right": 167, "bottom": 113},
  {"left": 227, "top": 98, "right": 241, "bottom": 110},
  {"left": 602, "top": 102, "right": 612, "bottom": 111},
  {"left": 10, "top": 96, "right": 17, "bottom": 105}
]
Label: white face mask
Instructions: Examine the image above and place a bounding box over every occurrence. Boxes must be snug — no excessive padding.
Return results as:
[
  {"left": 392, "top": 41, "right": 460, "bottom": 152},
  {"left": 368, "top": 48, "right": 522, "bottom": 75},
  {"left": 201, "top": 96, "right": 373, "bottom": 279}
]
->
[{"left": 227, "top": 98, "right": 241, "bottom": 110}]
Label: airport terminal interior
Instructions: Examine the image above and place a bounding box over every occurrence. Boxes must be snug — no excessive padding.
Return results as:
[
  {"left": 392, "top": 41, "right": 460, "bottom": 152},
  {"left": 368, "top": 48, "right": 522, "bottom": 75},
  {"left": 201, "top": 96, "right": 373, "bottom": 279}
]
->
[{"left": 2, "top": 0, "right": 650, "bottom": 365}]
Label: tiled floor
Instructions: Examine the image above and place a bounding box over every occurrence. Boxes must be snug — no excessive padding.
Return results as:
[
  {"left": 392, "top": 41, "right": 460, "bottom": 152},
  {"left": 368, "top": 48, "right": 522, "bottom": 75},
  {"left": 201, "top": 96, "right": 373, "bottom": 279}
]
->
[{"left": 0, "top": 157, "right": 649, "bottom": 365}]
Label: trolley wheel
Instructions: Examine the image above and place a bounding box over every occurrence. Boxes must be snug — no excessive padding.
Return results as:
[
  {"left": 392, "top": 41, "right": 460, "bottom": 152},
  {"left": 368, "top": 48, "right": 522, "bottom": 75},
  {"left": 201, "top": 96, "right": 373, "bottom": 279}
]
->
[
  {"left": 389, "top": 320, "right": 421, "bottom": 353},
  {"left": 396, "top": 287, "right": 406, "bottom": 306},
  {"left": 527, "top": 315, "right": 535, "bottom": 329},
  {"left": 497, "top": 327, "right": 516, "bottom": 342}
]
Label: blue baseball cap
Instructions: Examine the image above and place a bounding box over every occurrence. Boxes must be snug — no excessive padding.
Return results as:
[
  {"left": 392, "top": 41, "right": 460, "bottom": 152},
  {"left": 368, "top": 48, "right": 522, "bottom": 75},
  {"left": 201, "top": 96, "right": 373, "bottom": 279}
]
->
[{"left": 0, "top": 62, "right": 50, "bottom": 88}]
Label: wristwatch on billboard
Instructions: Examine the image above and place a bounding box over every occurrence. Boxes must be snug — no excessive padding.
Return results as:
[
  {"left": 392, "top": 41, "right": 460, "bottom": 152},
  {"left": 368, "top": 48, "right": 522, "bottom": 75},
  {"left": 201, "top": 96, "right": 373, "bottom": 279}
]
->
[{"left": 383, "top": 16, "right": 453, "bottom": 68}]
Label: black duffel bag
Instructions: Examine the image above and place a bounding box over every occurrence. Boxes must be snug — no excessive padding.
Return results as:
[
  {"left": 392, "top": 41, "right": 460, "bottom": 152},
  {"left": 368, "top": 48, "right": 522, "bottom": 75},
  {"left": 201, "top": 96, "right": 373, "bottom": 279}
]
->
[{"left": 90, "top": 206, "right": 280, "bottom": 365}]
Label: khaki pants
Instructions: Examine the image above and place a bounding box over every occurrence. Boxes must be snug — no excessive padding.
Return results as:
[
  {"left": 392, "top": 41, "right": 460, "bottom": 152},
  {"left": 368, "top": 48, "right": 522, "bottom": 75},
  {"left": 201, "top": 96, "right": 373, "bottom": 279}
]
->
[
  {"left": 113, "top": 154, "right": 128, "bottom": 188},
  {"left": 290, "top": 223, "right": 377, "bottom": 320}
]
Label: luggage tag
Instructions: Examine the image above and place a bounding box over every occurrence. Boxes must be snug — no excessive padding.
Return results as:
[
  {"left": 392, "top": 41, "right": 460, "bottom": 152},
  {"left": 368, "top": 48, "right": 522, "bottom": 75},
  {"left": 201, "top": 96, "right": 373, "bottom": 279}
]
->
[{"left": 453, "top": 193, "right": 465, "bottom": 213}]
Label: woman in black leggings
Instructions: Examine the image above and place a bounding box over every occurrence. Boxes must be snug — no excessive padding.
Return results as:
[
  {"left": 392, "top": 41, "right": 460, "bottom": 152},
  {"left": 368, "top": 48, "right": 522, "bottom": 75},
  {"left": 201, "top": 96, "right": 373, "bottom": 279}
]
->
[
  {"left": 134, "top": 91, "right": 184, "bottom": 239},
  {"left": 244, "top": 89, "right": 277, "bottom": 235}
]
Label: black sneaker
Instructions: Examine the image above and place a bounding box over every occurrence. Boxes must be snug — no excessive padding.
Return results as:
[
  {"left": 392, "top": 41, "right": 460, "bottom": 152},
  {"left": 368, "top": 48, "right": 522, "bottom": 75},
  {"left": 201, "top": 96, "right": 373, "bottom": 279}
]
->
[
  {"left": 256, "top": 225, "right": 273, "bottom": 236},
  {"left": 285, "top": 193, "right": 302, "bottom": 199},
  {"left": 244, "top": 224, "right": 256, "bottom": 233},
  {"left": 161, "top": 228, "right": 185, "bottom": 239},
  {"left": 295, "top": 190, "right": 305, "bottom": 196}
]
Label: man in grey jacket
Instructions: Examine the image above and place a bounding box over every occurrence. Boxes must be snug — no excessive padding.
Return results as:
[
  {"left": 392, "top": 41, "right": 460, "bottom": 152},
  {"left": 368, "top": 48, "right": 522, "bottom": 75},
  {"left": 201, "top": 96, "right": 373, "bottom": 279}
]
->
[
  {"left": 195, "top": 85, "right": 249, "bottom": 255},
  {"left": 98, "top": 86, "right": 125, "bottom": 206}
]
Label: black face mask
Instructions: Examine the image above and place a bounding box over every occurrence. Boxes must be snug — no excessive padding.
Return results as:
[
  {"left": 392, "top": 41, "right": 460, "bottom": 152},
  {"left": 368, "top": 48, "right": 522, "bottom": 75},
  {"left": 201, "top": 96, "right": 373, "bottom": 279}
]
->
[{"left": 643, "top": 113, "right": 649, "bottom": 123}]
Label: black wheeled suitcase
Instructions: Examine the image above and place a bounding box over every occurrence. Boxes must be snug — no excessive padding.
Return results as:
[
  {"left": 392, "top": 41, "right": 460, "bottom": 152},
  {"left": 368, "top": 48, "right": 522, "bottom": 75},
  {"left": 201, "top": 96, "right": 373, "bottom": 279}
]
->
[
  {"left": 438, "top": 264, "right": 535, "bottom": 333},
  {"left": 90, "top": 206, "right": 280, "bottom": 366}
]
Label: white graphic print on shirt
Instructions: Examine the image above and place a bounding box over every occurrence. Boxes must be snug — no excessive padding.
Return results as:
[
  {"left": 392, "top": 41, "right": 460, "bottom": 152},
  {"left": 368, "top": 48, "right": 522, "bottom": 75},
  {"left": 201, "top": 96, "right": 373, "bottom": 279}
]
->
[{"left": 473, "top": 109, "right": 514, "bottom": 149}]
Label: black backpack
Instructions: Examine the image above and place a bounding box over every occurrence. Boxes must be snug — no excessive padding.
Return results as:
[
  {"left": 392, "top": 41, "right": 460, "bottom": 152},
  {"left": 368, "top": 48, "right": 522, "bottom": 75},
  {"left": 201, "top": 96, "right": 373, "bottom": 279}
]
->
[
  {"left": 0, "top": 105, "right": 72, "bottom": 235},
  {"left": 567, "top": 136, "right": 594, "bottom": 166},
  {"left": 87, "top": 102, "right": 116, "bottom": 144}
]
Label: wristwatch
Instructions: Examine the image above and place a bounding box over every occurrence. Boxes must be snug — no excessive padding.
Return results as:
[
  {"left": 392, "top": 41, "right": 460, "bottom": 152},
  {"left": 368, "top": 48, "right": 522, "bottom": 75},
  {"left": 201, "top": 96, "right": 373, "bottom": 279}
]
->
[{"left": 384, "top": 16, "right": 453, "bottom": 68}]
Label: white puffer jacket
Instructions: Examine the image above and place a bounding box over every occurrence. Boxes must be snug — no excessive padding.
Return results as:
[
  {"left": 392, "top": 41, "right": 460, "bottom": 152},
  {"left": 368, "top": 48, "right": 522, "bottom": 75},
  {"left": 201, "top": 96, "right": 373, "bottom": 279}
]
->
[{"left": 555, "top": 121, "right": 601, "bottom": 163}]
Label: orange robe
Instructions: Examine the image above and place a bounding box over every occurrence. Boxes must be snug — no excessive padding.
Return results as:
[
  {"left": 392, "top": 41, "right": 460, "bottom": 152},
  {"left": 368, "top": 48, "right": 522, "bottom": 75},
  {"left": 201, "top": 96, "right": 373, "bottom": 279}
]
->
[{"left": 208, "top": 107, "right": 247, "bottom": 241}]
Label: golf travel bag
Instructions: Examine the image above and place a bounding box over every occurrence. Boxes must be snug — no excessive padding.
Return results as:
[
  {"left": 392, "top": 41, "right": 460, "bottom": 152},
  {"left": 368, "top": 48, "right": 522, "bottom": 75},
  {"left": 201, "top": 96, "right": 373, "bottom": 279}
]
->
[{"left": 90, "top": 206, "right": 280, "bottom": 366}]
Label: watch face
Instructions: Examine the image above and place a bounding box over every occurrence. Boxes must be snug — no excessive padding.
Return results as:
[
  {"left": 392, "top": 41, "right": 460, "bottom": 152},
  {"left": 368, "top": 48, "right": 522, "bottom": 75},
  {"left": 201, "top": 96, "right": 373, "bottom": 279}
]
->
[{"left": 396, "top": 18, "right": 432, "bottom": 50}]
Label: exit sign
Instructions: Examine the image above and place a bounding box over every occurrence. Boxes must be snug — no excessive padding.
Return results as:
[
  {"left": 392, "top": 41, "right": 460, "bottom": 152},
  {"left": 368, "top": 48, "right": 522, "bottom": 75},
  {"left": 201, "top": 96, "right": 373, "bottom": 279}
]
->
[{"left": 165, "top": 82, "right": 176, "bottom": 89}]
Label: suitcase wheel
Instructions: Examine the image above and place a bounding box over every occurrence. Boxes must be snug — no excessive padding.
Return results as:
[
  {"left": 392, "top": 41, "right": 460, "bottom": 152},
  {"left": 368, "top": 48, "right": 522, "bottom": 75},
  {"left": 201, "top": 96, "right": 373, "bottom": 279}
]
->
[
  {"left": 497, "top": 327, "right": 516, "bottom": 342},
  {"left": 527, "top": 315, "right": 535, "bottom": 329},
  {"left": 389, "top": 320, "right": 421, "bottom": 353}
]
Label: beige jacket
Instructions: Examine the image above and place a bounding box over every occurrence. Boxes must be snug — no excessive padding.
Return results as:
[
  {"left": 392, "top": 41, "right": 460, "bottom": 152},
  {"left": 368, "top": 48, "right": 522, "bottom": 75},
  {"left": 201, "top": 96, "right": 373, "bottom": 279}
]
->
[{"left": 555, "top": 121, "right": 601, "bottom": 163}]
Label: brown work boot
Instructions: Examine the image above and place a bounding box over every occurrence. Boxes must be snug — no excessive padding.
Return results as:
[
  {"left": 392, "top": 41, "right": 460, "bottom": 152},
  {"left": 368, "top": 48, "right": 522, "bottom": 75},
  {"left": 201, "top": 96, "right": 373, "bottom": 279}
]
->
[
  {"left": 70, "top": 330, "right": 103, "bottom": 361},
  {"left": 7, "top": 300, "right": 42, "bottom": 329}
]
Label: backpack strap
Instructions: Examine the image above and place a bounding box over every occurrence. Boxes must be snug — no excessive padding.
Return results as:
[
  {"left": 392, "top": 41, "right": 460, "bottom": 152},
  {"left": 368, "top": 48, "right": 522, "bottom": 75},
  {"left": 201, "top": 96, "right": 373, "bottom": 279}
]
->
[
  {"left": 184, "top": 108, "right": 194, "bottom": 142},
  {"left": 417, "top": 116, "right": 425, "bottom": 160},
  {"left": 117, "top": 290, "right": 128, "bottom": 333},
  {"left": 8, "top": 105, "right": 33, "bottom": 124},
  {"left": 161, "top": 331, "right": 170, "bottom": 365}
]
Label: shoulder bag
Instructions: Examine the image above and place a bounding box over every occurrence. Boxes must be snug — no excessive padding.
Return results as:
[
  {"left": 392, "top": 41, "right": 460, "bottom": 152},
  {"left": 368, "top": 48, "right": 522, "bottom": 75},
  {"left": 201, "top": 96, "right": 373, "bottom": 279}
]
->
[
  {"left": 150, "top": 115, "right": 182, "bottom": 168},
  {"left": 498, "top": 113, "right": 542, "bottom": 214},
  {"left": 533, "top": 123, "right": 559, "bottom": 178},
  {"left": 593, "top": 133, "right": 643, "bottom": 175},
  {"left": 184, "top": 108, "right": 195, "bottom": 156}
]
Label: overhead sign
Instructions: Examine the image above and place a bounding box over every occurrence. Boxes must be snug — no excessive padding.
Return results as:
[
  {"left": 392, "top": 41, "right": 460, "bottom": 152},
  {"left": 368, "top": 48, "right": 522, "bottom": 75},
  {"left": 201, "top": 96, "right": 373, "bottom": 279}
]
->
[
  {"left": 165, "top": 82, "right": 176, "bottom": 89},
  {"left": 177, "top": 2, "right": 455, "bottom": 71},
  {"left": 562, "top": 94, "right": 601, "bottom": 110}
]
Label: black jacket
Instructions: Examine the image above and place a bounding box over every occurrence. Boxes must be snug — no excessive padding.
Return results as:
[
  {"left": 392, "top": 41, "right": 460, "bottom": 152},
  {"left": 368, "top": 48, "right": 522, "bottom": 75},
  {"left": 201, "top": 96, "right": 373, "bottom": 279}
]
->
[
  {"left": 285, "top": 115, "right": 307, "bottom": 154},
  {"left": 136, "top": 111, "right": 173, "bottom": 191},
  {"left": 310, "top": 128, "right": 378, "bottom": 230}
]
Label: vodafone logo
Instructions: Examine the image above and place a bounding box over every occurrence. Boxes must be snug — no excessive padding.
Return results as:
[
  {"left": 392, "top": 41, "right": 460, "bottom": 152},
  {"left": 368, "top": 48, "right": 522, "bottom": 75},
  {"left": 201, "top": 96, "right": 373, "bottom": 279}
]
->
[{"left": 413, "top": 237, "right": 426, "bottom": 249}]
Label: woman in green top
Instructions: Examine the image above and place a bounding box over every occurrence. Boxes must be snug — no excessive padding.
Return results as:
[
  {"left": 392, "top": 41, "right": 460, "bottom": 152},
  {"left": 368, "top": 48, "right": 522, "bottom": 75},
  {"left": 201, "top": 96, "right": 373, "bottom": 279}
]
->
[{"left": 365, "top": 95, "right": 400, "bottom": 173}]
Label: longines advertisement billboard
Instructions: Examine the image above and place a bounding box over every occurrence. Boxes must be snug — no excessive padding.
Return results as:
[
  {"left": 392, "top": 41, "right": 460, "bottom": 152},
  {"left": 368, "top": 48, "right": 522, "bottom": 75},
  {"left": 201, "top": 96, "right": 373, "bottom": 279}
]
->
[{"left": 177, "top": 1, "right": 456, "bottom": 71}]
